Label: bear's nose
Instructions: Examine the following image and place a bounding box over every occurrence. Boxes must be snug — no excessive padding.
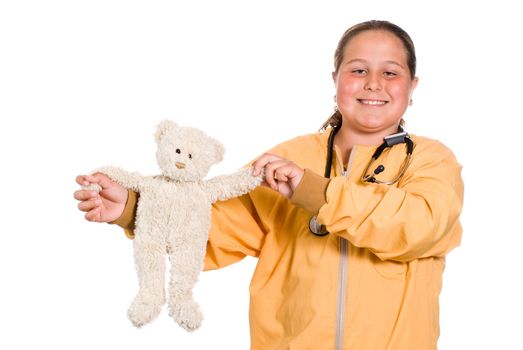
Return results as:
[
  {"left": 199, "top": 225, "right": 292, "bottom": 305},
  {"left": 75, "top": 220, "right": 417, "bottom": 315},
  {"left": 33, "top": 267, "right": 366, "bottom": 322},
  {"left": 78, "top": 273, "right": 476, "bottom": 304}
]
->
[{"left": 175, "top": 162, "right": 186, "bottom": 169}]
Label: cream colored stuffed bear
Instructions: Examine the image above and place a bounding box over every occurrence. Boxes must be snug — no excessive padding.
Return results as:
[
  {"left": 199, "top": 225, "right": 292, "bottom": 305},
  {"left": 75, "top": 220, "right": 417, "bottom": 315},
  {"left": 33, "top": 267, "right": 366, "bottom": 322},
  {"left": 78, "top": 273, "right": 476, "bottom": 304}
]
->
[{"left": 94, "top": 120, "right": 263, "bottom": 331}]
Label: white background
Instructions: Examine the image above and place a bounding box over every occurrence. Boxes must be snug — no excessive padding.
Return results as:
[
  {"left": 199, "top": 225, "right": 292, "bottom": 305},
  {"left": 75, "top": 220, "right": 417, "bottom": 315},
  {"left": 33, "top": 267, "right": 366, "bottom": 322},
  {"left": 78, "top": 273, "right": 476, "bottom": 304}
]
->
[{"left": 1, "top": 0, "right": 522, "bottom": 349}]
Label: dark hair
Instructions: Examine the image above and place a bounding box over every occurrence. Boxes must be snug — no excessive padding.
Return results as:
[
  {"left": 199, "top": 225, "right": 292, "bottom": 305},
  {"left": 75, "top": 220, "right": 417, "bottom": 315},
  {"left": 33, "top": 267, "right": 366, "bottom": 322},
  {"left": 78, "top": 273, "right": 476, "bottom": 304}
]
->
[{"left": 321, "top": 20, "right": 416, "bottom": 131}]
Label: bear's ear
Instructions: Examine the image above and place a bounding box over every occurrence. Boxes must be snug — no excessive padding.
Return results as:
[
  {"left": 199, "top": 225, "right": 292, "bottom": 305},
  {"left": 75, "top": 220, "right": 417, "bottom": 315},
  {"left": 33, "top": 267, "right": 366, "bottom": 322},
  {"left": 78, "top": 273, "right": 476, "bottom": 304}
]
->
[
  {"left": 212, "top": 138, "right": 225, "bottom": 163},
  {"left": 155, "top": 120, "right": 177, "bottom": 143}
]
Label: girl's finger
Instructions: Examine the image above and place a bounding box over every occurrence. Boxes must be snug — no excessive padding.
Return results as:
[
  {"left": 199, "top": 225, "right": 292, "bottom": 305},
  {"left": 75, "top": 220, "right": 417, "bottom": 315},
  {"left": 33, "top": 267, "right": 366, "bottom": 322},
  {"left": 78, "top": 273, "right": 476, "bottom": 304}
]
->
[
  {"left": 76, "top": 175, "right": 91, "bottom": 186},
  {"left": 262, "top": 160, "right": 285, "bottom": 190},
  {"left": 84, "top": 207, "right": 101, "bottom": 222},
  {"left": 274, "top": 171, "right": 288, "bottom": 182},
  {"left": 252, "top": 154, "right": 283, "bottom": 176},
  {"left": 90, "top": 172, "right": 115, "bottom": 189},
  {"left": 78, "top": 198, "right": 102, "bottom": 212},
  {"left": 73, "top": 190, "right": 99, "bottom": 201},
  {"left": 79, "top": 172, "right": 113, "bottom": 190}
]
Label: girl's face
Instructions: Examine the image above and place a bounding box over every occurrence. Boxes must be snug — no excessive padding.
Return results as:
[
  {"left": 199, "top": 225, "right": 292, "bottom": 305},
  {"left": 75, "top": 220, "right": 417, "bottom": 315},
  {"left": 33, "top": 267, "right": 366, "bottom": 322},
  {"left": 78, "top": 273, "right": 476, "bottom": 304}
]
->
[{"left": 333, "top": 30, "right": 418, "bottom": 135}]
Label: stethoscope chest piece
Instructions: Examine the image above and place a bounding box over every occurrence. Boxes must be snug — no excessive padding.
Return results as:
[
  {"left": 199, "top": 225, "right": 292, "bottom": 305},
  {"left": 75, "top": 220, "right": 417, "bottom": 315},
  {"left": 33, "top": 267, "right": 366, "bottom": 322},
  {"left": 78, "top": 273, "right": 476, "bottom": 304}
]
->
[{"left": 309, "top": 216, "right": 329, "bottom": 236}]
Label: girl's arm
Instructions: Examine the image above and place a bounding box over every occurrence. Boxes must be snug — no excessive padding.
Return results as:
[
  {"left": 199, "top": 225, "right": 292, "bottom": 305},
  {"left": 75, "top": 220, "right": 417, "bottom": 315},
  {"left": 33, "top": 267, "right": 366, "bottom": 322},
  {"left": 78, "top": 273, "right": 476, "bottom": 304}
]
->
[{"left": 292, "top": 141, "right": 464, "bottom": 263}]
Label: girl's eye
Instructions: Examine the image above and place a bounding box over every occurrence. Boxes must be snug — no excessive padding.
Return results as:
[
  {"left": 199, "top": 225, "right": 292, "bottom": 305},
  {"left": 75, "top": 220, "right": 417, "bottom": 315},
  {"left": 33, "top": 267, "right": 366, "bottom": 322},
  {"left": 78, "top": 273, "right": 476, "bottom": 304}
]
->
[
  {"left": 188, "top": 154, "right": 192, "bottom": 159},
  {"left": 352, "top": 69, "right": 366, "bottom": 75},
  {"left": 176, "top": 149, "right": 181, "bottom": 154}
]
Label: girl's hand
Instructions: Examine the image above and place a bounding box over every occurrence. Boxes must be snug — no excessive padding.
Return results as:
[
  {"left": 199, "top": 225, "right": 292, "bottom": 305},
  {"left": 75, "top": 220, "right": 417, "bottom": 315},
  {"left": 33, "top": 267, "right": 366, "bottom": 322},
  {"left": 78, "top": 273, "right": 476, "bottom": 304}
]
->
[
  {"left": 74, "top": 172, "right": 128, "bottom": 223},
  {"left": 252, "top": 153, "right": 304, "bottom": 198}
]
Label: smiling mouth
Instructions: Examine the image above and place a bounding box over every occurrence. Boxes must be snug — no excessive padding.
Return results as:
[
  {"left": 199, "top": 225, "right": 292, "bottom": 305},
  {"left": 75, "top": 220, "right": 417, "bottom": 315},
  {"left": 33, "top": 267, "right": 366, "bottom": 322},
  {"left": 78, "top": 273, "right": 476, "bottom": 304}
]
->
[{"left": 358, "top": 99, "right": 388, "bottom": 106}]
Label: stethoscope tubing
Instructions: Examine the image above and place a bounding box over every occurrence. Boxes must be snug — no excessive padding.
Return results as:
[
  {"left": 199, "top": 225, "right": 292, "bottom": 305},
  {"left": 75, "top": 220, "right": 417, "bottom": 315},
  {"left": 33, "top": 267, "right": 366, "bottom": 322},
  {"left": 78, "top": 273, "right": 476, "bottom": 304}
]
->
[{"left": 309, "top": 124, "right": 413, "bottom": 236}]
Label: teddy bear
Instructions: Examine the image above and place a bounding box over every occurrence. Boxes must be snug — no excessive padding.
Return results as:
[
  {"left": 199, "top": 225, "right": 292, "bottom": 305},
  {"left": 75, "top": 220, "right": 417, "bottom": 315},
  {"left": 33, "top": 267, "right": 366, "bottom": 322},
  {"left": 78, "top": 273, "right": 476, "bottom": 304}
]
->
[{"left": 88, "top": 120, "right": 263, "bottom": 331}]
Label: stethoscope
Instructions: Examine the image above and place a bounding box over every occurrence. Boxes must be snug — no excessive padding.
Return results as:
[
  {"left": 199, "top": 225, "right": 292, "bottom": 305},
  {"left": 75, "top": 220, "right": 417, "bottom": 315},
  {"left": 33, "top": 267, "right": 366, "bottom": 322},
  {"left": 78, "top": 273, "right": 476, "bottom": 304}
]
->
[{"left": 309, "top": 124, "right": 414, "bottom": 236}]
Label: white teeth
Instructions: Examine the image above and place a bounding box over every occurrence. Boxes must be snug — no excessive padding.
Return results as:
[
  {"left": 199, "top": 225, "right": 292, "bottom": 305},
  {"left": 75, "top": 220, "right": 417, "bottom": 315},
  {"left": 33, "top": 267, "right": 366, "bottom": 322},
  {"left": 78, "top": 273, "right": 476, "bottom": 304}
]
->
[{"left": 360, "top": 99, "right": 386, "bottom": 105}]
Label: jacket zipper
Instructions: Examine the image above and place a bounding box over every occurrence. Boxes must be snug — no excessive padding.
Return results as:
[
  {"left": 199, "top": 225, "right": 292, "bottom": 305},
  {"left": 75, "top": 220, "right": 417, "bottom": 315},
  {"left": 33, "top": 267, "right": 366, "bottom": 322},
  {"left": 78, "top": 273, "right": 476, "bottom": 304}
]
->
[
  {"left": 334, "top": 147, "right": 356, "bottom": 350},
  {"left": 335, "top": 237, "right": 349, "bottom": 350}
]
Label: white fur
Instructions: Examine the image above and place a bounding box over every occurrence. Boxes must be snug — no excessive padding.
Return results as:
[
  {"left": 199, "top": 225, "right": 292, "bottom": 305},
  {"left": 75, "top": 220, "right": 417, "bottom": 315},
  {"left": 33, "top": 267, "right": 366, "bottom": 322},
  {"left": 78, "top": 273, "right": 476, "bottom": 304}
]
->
[
  {"left": 96, "top": 120, "right": 263, "bottom": 331},
  {"left": 82, "top": 183, "right": 102, "bottom": 192}
]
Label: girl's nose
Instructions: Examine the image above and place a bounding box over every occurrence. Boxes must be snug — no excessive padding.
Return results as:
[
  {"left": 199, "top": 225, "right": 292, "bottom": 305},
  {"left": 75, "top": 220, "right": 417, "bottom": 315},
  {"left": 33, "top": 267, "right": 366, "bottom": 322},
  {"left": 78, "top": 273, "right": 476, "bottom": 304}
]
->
[{"left": 364, "top": 73, "right": 382, "bottom": 91}]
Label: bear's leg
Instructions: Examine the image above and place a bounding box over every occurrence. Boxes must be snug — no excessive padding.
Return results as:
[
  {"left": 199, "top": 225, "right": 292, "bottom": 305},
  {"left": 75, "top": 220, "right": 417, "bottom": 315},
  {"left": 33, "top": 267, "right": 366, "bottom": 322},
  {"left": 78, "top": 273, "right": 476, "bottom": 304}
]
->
[
  {"left": 167, "top": 244, "right": 205, "bottom": 332},
  {"left": 128, "top": 240, "right": 166, "bottom": 327}
]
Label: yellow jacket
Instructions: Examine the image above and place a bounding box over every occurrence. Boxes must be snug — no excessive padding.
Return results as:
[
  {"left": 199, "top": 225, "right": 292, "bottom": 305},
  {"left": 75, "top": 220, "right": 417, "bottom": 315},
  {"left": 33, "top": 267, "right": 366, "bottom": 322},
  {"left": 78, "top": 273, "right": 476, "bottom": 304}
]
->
[{"left": 116, "top": 129, "right": 464, "bottom": 350}]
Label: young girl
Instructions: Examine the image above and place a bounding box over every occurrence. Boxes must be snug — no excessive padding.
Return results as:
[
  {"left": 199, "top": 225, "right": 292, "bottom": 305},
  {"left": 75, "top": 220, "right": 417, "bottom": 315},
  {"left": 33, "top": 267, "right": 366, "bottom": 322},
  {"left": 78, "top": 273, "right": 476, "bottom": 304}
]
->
[{"left": 75, "top": 20, "right": 463, "bottom": 350}]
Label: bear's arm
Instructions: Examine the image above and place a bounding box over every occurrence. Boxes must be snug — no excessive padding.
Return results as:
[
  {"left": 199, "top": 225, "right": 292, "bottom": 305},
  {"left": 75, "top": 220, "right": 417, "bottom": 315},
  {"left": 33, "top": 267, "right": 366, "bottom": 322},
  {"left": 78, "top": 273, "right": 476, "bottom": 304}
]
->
[
  {"left": 96, "top": 166, "right": 145, "bottom": 192},
  {"left": 204, "top": 167, "right": 263, "bottom": 203}
]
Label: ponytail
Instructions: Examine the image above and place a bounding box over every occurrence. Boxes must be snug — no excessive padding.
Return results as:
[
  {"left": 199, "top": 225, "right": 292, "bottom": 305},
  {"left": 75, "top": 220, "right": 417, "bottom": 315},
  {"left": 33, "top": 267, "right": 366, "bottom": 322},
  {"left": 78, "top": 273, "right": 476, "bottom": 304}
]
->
[{"left": 319, "top": 109, "right": 342, "bottom": 132}]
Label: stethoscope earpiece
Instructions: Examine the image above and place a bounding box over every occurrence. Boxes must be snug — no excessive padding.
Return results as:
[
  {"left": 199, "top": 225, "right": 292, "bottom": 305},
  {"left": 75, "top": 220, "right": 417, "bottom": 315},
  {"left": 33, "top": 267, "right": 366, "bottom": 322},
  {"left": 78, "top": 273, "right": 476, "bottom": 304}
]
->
[
  {"left": 361, "top": 130, "right": 413, "bottom": 185},
  {"left": 374, "top": 165, "right": 385, "bottom": 174}
]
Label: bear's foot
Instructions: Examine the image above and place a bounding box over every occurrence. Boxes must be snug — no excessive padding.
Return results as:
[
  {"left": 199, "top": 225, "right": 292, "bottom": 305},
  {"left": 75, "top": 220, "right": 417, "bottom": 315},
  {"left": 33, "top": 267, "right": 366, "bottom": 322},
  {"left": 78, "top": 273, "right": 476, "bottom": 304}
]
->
[
  {"left": 168, "top": 299, "right": 203, "bottom": 332},
  {"left": 127, "top": 293, "right": 164, "bottom": 328}
]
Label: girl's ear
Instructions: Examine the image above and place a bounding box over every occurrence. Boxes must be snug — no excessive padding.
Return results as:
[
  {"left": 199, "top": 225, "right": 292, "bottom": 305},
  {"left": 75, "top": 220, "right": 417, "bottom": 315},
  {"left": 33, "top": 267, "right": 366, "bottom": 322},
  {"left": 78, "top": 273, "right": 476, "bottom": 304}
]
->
[
  {"left": 409, "top": 77, "right": 419, "bottom": 99},
  {"left": 155, "top": 120, "right": 178, "bottom": 143}
]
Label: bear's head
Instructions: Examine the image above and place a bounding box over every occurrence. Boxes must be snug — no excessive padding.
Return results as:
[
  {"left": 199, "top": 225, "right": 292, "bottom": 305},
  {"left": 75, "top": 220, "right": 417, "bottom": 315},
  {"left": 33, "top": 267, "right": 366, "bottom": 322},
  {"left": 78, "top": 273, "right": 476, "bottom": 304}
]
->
[{"left": 154, "top": 120, "right": 225, "bottom": 181}]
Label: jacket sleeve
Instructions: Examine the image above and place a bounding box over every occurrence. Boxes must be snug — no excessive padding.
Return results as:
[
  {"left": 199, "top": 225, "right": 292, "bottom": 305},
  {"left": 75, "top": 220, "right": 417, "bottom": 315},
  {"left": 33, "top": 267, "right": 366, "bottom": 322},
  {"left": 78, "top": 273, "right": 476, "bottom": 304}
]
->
[
  {"left": 301, "top": 142, "right": 464, "bottom": 262},
  {"left": 109, "top": 189, "right": 138, "bottom": 239},
  {"left": 204, "top": 189, "right": 269, "bottom": 270}
]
